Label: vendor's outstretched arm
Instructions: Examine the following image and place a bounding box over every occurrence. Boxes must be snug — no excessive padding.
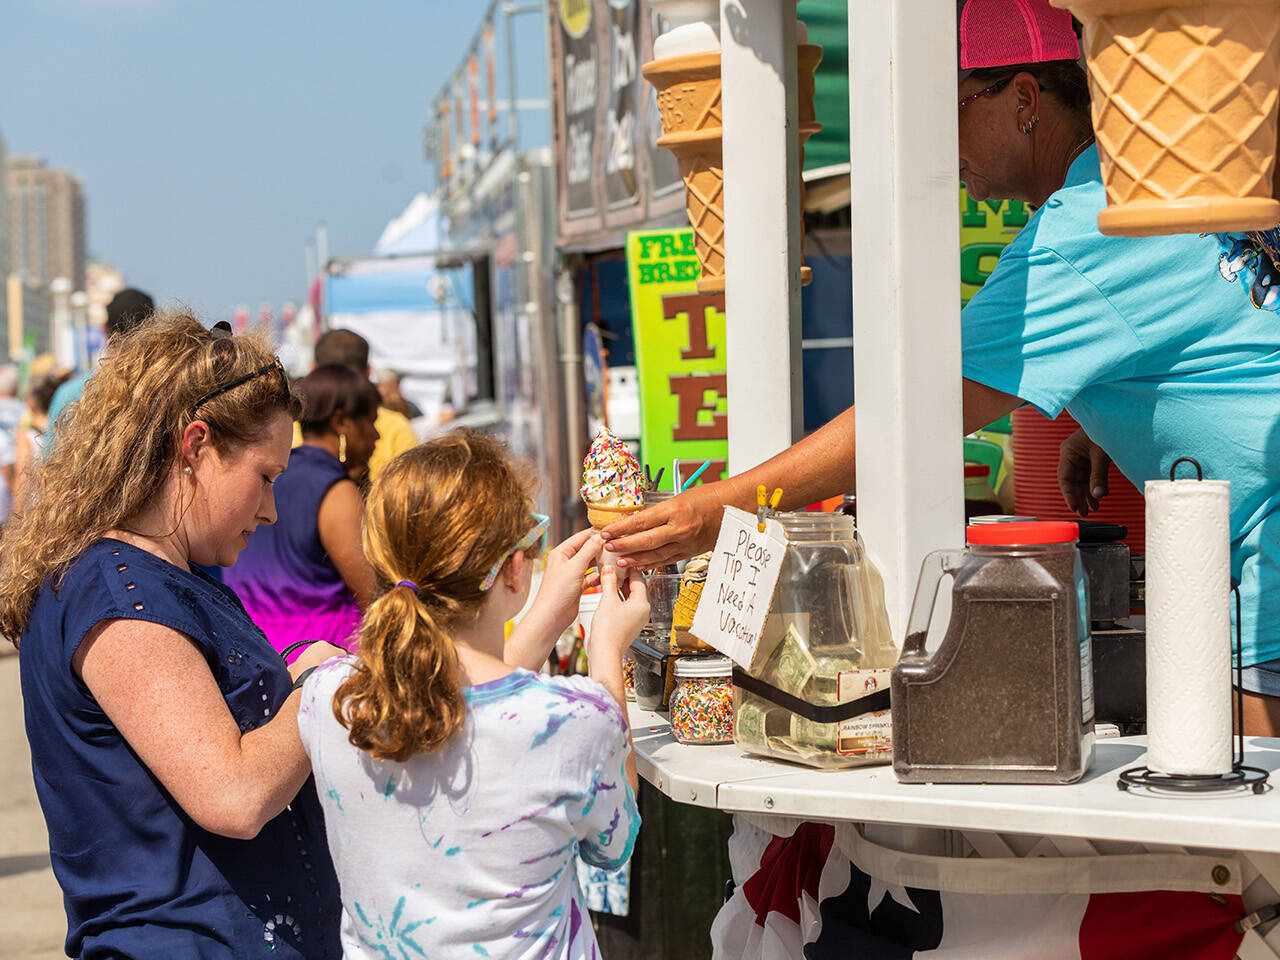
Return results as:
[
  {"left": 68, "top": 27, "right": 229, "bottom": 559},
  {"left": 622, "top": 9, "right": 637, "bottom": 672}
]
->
[
  {"left": 602, "top": 406, "right": 856, "bottom": 568},
  {"left": 602, "top": 380, "right": 1019, "bottom": 567}
]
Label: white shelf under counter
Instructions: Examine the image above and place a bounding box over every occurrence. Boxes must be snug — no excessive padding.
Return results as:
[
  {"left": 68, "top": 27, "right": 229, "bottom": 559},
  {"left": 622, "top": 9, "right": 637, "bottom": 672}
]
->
[{"left": 628, "top": 702, "right": 1280, "bottom": 856}]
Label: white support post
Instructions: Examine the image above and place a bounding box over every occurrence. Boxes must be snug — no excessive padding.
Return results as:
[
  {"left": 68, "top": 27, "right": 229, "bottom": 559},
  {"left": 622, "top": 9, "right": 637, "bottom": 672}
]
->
[
  {"left": 719, "top": 0, "right": 804, "bottom": 471},
  {"left": 850, "top": 1, "right": 966, "bottom": 641}
]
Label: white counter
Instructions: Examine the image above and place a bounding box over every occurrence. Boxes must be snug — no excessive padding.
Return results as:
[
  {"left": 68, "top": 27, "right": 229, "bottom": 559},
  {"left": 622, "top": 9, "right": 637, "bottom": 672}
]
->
[{"left": 629, "top": 703, "right": 1280, "bottom": 856}]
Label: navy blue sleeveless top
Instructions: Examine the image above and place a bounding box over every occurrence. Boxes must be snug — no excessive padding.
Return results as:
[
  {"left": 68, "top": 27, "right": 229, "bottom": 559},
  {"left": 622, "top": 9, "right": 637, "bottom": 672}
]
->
[{"left": 20, "top": 539, "right": 341, "bottom": 959}]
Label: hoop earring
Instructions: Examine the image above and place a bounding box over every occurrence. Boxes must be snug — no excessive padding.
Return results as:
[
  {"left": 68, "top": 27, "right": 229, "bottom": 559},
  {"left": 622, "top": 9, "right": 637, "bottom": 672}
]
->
[
  {"left": 1022, "top": 115, "right": 1039, "bottom": 136},
  {"left": 338, "top": 433, "right": 347, "bottom": 464}
]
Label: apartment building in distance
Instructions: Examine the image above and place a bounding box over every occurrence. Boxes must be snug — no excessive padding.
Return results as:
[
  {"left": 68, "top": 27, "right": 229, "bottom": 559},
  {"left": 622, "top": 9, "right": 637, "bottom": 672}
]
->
[
  {"left": 6, "top": 154, "right": 87, "bottom": 359},
  {"left": 7, "top": 154, "right": 86, "bottom": 292}
]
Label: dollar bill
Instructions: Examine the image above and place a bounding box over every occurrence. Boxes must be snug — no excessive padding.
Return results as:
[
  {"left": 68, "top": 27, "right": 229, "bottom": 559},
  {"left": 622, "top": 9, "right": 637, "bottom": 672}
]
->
[
  {"left": 808, "top": 655, "right": 859, "bottom": 706},
  {"left": 790, "top": 714, "right": 840, "bottom": 752},
  {"left": 762, "top": 622, "right": 817, "bottom": 697},
  {"left": 735, "top": 701, "right": 769, "bottom": 748}
]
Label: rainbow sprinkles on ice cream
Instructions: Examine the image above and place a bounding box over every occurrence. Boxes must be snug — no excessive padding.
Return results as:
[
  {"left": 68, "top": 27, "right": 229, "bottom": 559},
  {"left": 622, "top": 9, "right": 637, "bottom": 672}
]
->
[{"left": 581, "top": 427, "right": 645, "bottom": 528}]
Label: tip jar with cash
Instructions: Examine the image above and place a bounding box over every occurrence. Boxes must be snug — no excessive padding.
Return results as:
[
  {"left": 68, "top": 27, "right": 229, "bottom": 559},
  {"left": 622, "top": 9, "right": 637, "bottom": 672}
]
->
[{"left": 732, "top": 511, "right": 898, "bottom": 769}]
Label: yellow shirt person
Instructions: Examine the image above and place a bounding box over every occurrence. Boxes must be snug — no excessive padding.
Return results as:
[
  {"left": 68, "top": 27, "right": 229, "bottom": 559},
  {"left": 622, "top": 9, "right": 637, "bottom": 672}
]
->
[{"left": 368, "top": 406, "right": 416, "bottom": 477}]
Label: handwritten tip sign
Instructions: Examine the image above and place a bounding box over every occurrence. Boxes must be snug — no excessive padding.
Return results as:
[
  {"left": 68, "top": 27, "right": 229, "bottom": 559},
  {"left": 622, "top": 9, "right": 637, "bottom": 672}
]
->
[{"left": 691, "top": 506, "right": 788, "bottom": 670}]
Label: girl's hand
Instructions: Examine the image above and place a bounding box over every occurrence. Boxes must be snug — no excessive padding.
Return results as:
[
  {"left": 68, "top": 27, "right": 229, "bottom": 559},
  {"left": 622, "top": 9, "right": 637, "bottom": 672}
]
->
[
  {"left": 502, "top": 530, "right": 604, "bottom": 673},
  {"left": 530, "top": 528, "right": 604, "bottom": 636},
  {"left": 587, "top": 566, "right": 650, "bottom": 662}
]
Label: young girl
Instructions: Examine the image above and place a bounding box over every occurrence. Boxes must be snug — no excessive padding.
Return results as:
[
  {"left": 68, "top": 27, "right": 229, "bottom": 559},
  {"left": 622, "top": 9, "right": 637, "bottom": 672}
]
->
[{"left": 298, "top": 431, "right": 648, "bottom": 959}]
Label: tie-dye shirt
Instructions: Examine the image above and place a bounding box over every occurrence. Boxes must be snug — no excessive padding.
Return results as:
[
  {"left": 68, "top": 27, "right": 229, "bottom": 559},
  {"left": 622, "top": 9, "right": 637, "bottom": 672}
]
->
[{"left": 298, "top": 659, "right": 640, "bottom": 960}]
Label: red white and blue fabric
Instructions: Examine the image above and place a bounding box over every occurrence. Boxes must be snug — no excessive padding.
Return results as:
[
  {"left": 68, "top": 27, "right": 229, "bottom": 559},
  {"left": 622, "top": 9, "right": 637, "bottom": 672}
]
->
[{"left": 712, "top": 820, "right": 1245, "bottom": 960}]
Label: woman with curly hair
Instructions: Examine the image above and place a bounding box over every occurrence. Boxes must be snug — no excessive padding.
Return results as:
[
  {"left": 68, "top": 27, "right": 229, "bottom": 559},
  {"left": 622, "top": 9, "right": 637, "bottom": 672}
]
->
[{"left": 0, "top": 311, "right": 342, "bottom": 958}]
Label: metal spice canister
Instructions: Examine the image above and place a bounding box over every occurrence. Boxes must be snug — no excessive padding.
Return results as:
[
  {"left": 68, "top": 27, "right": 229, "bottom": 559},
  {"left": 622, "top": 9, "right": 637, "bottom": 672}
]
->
[
  {"left": 892, "top": 521, "right": 1095, "bottom": 784},
  {"left": 630, "top": 630, "right": 676, "bottom": 711}
]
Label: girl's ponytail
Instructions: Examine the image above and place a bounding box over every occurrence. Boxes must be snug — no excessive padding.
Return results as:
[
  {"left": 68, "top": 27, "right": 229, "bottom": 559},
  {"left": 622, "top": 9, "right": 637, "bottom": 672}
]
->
[
  {"left": 334, "top": 431, "right": 538, "bottom": 760},
  {"left": 336, "top": 585, "right": 465, "bottom": 762}
]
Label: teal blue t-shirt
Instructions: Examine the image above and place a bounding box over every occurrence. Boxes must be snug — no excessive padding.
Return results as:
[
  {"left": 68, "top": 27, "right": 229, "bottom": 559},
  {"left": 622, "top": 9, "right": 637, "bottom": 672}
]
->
[
  {"left": 962, "top": 144, "right": 1280, "bottom": 666},
  {"left": 46, "top": 371, "right": 88, "bottom": 428}
]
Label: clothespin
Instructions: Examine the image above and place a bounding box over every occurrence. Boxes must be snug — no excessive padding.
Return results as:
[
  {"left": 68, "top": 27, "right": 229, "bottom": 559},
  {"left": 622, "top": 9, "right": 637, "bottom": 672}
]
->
[{"left": 757, "top": 485, "right": 783, "bottom": 532}]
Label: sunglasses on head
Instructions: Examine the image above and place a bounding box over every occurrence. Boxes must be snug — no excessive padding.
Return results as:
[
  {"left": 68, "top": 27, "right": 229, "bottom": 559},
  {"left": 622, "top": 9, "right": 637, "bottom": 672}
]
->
[
  {"left": 193, "top": 324, "right": 288, "bottom": 412},
  {"left": 480, "top": 513, "right": 550, "bottom": 592}
]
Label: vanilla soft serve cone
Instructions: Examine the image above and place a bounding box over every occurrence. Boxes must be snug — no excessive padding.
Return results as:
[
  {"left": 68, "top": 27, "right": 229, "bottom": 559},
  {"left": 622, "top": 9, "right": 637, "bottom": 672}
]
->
[{"left": 581, "top": 427, "right": 645, "bottom": 529}]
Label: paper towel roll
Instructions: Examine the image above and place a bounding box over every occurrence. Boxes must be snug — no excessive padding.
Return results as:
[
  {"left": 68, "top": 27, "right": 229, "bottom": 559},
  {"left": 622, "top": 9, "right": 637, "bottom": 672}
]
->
[{"left": 1144, "top": 477, "right": 1232, "bottom": 776}]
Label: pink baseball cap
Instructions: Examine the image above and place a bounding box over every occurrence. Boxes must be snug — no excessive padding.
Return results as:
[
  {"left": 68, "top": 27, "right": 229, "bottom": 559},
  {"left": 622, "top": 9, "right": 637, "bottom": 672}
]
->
[{"left": 959, "top": 0, "right": 1080, "bottom": 77}]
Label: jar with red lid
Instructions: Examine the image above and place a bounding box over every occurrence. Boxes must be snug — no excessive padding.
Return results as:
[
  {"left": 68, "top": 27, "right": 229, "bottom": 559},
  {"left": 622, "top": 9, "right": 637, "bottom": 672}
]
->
[{"left": 891, "top": 521, "right": 1094, "bottom": 784}]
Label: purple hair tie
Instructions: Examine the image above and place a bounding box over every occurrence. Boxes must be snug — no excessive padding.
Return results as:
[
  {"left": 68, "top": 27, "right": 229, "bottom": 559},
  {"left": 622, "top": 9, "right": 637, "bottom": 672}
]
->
[{"left": 395, "top": 580, "right": 420, "bottom": 595}]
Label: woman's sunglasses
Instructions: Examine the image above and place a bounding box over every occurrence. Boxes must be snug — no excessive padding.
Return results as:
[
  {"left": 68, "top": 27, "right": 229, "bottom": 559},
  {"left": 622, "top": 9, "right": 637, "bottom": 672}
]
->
[{"left": 958, "top": 75, "right": 1013, "bottom": 110}]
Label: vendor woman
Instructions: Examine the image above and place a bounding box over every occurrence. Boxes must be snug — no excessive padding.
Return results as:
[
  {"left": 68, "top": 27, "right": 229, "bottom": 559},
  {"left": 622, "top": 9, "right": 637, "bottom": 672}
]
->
[{"left": 604, "top": 0, "right": 1280, "bottom": 736}]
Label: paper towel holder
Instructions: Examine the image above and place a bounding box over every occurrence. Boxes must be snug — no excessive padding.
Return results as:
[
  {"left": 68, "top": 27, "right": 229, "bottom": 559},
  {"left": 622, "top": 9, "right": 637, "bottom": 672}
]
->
[{"left": 1119, "top": 458, "right": 1269, "bottom": 795}]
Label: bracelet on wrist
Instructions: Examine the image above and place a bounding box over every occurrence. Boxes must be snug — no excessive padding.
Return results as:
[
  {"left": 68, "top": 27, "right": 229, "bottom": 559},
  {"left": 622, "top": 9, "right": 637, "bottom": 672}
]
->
[{"left": 291, "top": 666, "right": 319, "bottom": 694}]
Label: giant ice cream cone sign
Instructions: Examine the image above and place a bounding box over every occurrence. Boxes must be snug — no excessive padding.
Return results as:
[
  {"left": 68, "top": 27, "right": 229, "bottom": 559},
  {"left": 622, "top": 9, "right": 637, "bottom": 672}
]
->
[
  {"left": 1054, "top": 0, "right": 1280, "bottom": 236},
  {"left": 643, "top": 51, "right": 729, "bottom": 293},
  {"left": 643, "top": 46, "right": 822, "bottom": 293}
]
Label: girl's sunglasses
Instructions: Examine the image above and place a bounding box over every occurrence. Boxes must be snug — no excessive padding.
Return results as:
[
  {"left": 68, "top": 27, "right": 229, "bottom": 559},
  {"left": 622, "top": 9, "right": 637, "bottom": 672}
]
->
[{"left": 480, "top": 513, "right": 550, "bottom": 591}]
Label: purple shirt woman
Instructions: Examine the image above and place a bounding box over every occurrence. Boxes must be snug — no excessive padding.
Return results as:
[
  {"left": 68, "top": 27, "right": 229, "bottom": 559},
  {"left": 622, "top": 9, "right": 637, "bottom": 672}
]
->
[{"left": 226, "top": 365, "right": 380, "bottom": 662}]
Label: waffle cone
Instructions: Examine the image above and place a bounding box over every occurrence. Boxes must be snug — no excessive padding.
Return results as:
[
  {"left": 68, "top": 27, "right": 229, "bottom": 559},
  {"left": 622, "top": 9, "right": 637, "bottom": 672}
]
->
[
  {"left": 672, "top": 579, "right": 706, "bottom": 629},
  {"left": 585, "top": 501, "right": 643, "bottom": 530},
  {"left": 643, "top": 48, "right": 821, "bottom": 292},
  {"left": 1056, "top": 0, "right": 1280, "bottom": 236}
]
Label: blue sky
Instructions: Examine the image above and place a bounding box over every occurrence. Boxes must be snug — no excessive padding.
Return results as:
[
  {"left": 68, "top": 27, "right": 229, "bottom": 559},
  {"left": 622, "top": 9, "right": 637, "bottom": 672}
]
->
[{"left": 1, "top": 0, "right": 549, "bottom": 321}]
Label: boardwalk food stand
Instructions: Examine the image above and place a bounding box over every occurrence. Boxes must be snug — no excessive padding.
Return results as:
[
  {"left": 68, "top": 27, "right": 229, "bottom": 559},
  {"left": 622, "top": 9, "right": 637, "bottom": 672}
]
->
[{"left": 624, "top": 0, "right": 1280, "bottom": 957}]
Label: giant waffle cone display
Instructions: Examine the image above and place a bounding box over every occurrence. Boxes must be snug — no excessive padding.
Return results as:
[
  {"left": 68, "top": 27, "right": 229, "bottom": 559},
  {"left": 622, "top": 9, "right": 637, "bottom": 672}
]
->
[
  {"left": 1055, "top": 0, "right": 1280, "bottom": 236},
  {"left": 643, "top": 47, "right": 821, "bottom": 293},
  {"left": 643, "top": 52, "right": 727, "bottom": 293},
  {"left": 797, "top": 43, "right": 823, "bottom": 128},
  {"left": 797, "top": 44, "right": 823, "bottom": 284}
]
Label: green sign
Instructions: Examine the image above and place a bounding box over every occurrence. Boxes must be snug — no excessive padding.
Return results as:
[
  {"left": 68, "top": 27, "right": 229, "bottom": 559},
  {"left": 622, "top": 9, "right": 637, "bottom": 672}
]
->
[
  {"left": 960, "top": 187, "right": 1028, "bottom": 305},
  {"left": 626, "top": 228, "right": 728, "bottom": 491}
]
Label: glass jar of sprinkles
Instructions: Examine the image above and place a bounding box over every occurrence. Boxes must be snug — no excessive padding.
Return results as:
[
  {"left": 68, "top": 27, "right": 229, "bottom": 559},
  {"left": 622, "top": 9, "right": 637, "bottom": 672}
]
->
[
  {"left": 670, "top": 656, "right": 733, "bottom": 744},
  {"left": 623, "top": 654, "right": 636, "bottom": 701}
]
